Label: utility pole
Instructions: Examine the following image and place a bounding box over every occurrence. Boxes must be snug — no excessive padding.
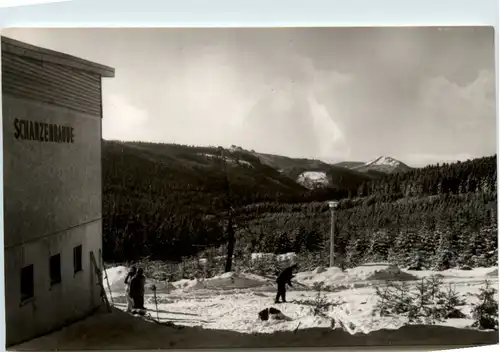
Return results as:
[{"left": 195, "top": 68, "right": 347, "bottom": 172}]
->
[
  {"left": 219, "top": 147, "right": 235, "bottom": 273},
  {"left": 328, "top": 201, "right": 339, "bottom": 267}
]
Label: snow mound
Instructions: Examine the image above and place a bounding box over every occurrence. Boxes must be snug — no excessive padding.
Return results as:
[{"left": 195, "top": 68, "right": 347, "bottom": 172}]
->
[
  {"left": 105, "top": 266, "right": 131, "bottom": 292},
  {"left": 105, "top": 266, "right": 172, "bottom": 294},
  {"left": 295, "top": 267, "right": 347, "bottom": 288},
  {"left": 347, "top": 263, "right": 418, "bottom": 282},
  {"left": 172, "top": 278, "right": 205, "bottom": 291},
  {"left": 295, "top": 264, "right": 417, "bottom": 290},
  {"left": 487, "top": 268, "right": 498, "bottom": 277},
  {"left": 172, "top": 272, "right": 270, "bottom": 292},
  {"left": 296, "top": 315, "right": 334, "bottom": 329},
  {"left": 407, "top": 267, "right": 498, "bottom": 280},
  {"left": 313, "top": 266, "right": 327, "bottom": 274}
]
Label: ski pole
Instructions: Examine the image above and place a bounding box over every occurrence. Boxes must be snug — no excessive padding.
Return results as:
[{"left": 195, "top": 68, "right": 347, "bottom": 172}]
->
[{"left": 152, "top": 284, "right": 159, "bottom": 321}]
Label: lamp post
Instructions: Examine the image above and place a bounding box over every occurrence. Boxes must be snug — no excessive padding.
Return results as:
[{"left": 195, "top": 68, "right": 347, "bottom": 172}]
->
[{"left": 328, "top": 200, "right": 339, "bottom": 267}]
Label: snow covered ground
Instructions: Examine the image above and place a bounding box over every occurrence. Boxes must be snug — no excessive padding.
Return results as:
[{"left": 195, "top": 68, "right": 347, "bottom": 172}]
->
[
  {"left": 104, "top": 263, "right": 499, "bottom": 335},
  {"left": 14, "top": 263, "right": 499, "bottom": 350}
]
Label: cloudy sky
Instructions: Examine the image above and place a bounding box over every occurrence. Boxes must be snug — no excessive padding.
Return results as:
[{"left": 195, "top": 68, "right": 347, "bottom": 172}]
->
[{"left": 3, "top": 27, "right": 496, "bottom": 166}]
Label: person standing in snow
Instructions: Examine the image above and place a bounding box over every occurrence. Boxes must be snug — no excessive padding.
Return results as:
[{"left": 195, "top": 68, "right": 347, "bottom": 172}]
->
[
  {"left": 129, "top": 267, "right": 146, "bottom": 310},
  {"left": 124, "top": 266, "right": 137, "bottom": 312},
  {"left": 275, "top": 264, "right": 298, "bottom": 303}
]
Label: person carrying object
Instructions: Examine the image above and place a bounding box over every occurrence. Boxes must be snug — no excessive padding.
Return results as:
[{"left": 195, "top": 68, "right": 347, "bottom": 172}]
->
[{"left": 275, "top": 264, "right": 298, "bottom": 303}]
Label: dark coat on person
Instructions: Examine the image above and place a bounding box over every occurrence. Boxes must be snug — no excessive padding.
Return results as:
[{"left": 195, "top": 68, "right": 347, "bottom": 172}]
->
[
  {"left": 129, "top": 269, "right": 146, "bottom": 309},
  {"left": 276, "top": 264, "right": 298, "bottom": 286},
  {"left": 275, "top": 264, "right": 298, "bottom": 303}
]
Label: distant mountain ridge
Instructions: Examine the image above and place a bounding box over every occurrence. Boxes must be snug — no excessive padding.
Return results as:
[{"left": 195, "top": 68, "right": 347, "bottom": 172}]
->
[
  {"left": 332, "top": 155, "right": 411, "bottom": 174},
  {"left": 103, "top": 141, "right": 414, "bottom": 194},
  {"left": 350, "top": 156, "right": 412, "bottom": 174}
]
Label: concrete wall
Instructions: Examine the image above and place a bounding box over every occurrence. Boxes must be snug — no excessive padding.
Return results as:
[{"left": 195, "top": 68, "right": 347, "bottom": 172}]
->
[{"left": 3, "top": 94, "right": 103, "bottom": 346}]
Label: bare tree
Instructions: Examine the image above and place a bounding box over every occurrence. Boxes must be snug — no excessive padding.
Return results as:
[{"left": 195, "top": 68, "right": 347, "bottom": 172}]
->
[{"left": 203, "top": 147, "right": 264, "bottom": 273}]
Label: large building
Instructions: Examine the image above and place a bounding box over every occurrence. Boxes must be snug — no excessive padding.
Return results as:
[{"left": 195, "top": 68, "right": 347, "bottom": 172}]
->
[{"left": 2, "top": 36, "right": 115, "bottom": 347}]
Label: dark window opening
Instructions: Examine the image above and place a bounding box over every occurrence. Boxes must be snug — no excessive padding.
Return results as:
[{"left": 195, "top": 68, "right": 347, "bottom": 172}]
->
[
  {"left": 73, "top": 245, "right": 83, "bottom": 273},
  {"left": 50, "top": 253, "right": 62, "bottom": 286},
  {"left": 21, "top": 264, "right": 34, "bottom": 302}
]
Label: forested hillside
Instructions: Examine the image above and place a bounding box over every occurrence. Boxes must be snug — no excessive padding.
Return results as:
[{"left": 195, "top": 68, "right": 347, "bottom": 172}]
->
[
  {"left": 102, "top": 140, "right": 497, "bottom": 270},
  {"left": 234, "top": 156, "right": 497, "bottom": 269}
]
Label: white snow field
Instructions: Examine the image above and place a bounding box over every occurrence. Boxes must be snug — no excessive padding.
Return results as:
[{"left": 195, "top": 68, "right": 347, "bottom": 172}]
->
[{"left": 14, "top": 263, "right": 499, "bottom": 350}]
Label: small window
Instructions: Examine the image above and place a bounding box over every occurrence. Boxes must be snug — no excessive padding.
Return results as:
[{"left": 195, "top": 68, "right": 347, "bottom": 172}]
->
[
  {"left": 73, "top": 245, "right": 82, "bottom": 273},
  {"left": 21, "top": 264, "right": 34, "bottom": 302},
  {"left": 50, "top": 254, "right": 62, "bottom": 286}
]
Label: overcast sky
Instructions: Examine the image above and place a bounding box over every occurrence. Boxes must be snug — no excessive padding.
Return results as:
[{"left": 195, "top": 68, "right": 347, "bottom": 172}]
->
[{"left": 3, "top": 27, "right": 496, "bottom": 167}]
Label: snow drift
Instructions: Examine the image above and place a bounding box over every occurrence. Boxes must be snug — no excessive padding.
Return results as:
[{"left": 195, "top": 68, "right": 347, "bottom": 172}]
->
[
  {"left": 487, "top": 268, "right": 498, "bottom": 277},
  {"left": 106, "top": 266, "right": 132, "bottom": 293},
  {"left": 172, "top": 272, "right": 271, "bottom": 292},
  {"left": 346, "top": 263, "right": 418, "bottom": 282},
  {"left": 295, "top": 267, "right": 347, "bottom": 289},
  {"left": 295, "top": 263, "right": 418, "bottom": 290},
  {"left": 105, "top": 266, "right": 273, "bottom": 295},
  {"left": 105, "top": 266, "right": 172, "bottom": 294}
]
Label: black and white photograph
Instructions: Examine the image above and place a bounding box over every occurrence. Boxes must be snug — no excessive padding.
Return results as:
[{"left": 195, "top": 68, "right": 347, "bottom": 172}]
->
[{"left": 1, "top": 26, "right": 499, "bottom": 349}]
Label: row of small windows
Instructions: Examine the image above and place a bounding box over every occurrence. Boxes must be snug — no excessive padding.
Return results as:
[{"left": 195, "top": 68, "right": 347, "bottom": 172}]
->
[{"left": 20, "top": 244, "right": 83, "bottom": 302}]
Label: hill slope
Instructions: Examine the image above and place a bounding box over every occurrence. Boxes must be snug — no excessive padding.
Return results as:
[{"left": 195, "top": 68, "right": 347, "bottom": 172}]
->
[
  {"left": 101, "top": 140, "right": 380, "bottom": 261},
  {"left": 102, "top": 139, "right": 496, "bottom": 270},
  {"left": 102, "top": 140, "right": 316, "bottom": 261},
  {"left": 103, "top": 141, "right": 312, "bottom": 214}
]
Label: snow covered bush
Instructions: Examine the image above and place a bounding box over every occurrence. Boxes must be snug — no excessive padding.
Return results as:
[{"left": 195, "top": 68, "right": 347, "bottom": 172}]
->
[
  {"left": 439, "top": 284, "right": 467, "bottom": 319},
  {"left": 312, "top": 286, "right": 332, "bottom": 317},
  {"left": 374, "top": 275, "right": 466, "bottom": 324},
  {"left": 295, "top": 283, "right": 344, "bottom": 318},
  {"left": 408, "top": 276, "right": 448, "bottom": 324},
  {"left": 471, "top": 280, "right": 499, "bottom": 331},
  {"left": 374, "top": 281, "right": 413, "bottom": 317}
]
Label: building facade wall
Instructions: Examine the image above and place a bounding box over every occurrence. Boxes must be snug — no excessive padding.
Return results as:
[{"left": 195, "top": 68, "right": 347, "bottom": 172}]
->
[
  {"left": 4, "top": 221, "right": 102, "bottom": 345},
  {"left": 2, "top": 45, "right": 106, "bottom": 346},
  {"left": 2, "top": 95, "right": 102, "bottom": 246}
]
